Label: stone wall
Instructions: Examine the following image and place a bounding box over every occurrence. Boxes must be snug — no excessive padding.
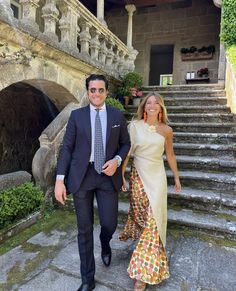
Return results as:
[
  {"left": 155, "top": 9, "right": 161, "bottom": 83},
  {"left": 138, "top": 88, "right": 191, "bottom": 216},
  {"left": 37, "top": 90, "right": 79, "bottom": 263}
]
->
[{"left": 106, "top": 0, "right": 221, "bottom": 85}]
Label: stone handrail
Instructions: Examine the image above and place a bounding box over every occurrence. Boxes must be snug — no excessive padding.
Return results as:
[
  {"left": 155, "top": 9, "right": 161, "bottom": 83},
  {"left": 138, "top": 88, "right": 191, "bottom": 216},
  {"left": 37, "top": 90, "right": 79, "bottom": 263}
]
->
[
  {"left": 225, "top": 57, "right": 236, "bottom": 114},
  {"left": 0, "top": 0, "right": 138, "bottom": 77},
  {"left": 32, "top": 102, "right": 80, "bottom": 191}
]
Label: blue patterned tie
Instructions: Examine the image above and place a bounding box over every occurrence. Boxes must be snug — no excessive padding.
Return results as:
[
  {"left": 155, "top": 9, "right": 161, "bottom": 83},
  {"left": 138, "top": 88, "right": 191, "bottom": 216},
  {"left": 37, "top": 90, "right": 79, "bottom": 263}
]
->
[{"left": 94, "top": 109, "right": 105, "bottom": 174}]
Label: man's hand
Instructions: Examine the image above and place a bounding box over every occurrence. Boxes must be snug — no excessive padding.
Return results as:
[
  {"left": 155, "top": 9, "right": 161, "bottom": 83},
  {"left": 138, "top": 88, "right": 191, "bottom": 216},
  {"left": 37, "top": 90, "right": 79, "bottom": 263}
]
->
[
  {"left": 102, "top": 158, "right": 118, "bottom": 176},
  {"left": 54, "top": 180, "right": 67, "bottom": 205}
]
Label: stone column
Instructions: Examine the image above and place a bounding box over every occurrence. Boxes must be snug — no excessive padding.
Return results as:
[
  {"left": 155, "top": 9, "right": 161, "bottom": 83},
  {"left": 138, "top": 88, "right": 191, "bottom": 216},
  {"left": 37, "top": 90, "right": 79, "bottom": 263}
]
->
[
  {"left": 42, "top": 0, "right": 59, "bottom": 42},
  {"left": 213, "top": 0, "right": 222, "bottom": 8},
  {"left": 125, "top": 4, "right": 136, "bottom": 49},
  {"left": 97, "top": 0, "right": 107, "bottom": 26},
  {"left": 19, "top": 0, "right": 40, "bottom": 30},
  {"left": 212, "top": 1, "right": 225, "bottom": 83},
  {"left": 0, "top": 0, "right": 14, "bottom": 23}
]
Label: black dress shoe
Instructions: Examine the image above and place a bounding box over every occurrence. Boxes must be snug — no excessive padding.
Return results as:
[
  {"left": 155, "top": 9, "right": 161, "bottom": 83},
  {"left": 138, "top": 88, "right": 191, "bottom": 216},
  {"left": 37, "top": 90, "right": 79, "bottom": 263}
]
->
[
  {"left": 77, "top": 282, "right": 95, "bottom": 291},
  {"left": 101, "top": 247, "right": 112, "bottom": 267}
]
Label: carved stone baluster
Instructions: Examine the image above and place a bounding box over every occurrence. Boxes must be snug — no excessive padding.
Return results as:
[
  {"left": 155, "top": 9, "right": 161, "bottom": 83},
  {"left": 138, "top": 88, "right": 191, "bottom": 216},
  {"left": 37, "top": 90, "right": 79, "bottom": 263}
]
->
[
  {"left": 106, "top": 43, "right": 114, "bottom": 67},
  {"left": 99, "top": 39, "right": 107, "bottom": 64},
  {"left": 0, "top": 0, "right": 14, "bottom": 22},
  {"left": 19, "top": 0, "right": 39, "bottom": 30},
  {"left": 42, "top": 0, "right": 59, "bottom": 42},
  {"left": 127, "top": 47, "right": 138, "bottom": 71},
  {"left": 117, "top": 51, "right": 125, "bottom": 76},
  {"left": 90, "top": 30, "right": 101, "bottom": 61},
  {"left": 58, "top": 1, "right": 79, "bottom": 51},
  {"left": 79, "top": 21, "right": 91, "bottom": 56}
]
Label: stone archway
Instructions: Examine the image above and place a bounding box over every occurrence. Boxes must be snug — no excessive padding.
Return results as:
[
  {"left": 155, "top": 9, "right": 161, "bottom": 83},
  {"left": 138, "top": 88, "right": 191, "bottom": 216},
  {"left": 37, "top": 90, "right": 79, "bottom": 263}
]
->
[{"left": 0, "top": 78, "right": 79, "bottom": 175}]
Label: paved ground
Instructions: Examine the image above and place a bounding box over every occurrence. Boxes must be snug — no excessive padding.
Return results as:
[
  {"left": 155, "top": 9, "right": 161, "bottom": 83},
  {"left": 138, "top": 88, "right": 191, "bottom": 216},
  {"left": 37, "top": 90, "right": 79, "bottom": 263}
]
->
[{"left": 1, "top": 214, "right": 236, "bottom": 291}]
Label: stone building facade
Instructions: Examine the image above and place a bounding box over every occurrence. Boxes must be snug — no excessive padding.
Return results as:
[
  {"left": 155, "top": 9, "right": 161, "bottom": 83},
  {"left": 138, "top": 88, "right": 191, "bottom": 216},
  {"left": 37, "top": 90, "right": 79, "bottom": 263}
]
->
[{"left": 106, "top": 0, "right": 221, "bottom": 85}]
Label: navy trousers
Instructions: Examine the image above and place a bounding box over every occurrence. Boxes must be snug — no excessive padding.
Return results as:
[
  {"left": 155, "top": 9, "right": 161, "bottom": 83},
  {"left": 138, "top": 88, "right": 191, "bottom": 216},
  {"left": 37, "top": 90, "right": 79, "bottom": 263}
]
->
[{"left": 73, "top": 163, "right": 118, "bottom": 284}]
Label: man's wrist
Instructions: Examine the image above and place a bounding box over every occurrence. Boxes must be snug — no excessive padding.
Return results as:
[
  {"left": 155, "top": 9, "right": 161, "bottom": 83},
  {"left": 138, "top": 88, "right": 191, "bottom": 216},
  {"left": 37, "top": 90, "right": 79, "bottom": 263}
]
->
[
  {"left": 56, "top": 175, "right": 65, "bottom": 181},
  {"left": 114, "top": 155, "right": 122, "bottom": 167}
]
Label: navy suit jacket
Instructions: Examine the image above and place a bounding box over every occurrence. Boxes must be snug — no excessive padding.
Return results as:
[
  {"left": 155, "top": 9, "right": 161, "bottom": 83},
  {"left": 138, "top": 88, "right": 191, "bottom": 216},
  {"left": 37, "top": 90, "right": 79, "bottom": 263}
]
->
[{"left": 56, "top": 105, "right": 130, "bottom": 193}]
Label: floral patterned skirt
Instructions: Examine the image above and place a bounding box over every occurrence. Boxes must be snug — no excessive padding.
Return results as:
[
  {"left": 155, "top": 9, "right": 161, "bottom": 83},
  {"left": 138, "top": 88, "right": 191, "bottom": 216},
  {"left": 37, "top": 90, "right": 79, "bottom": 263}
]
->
[{"left": 119, "top": 166, "right": 170, "bottom": 285}]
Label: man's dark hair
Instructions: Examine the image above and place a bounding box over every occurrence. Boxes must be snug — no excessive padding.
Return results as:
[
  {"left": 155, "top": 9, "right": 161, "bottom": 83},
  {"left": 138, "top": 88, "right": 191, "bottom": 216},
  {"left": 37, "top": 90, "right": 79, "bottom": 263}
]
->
[{"left": 86, "top": 74, "right": 109, "bottom": 90}]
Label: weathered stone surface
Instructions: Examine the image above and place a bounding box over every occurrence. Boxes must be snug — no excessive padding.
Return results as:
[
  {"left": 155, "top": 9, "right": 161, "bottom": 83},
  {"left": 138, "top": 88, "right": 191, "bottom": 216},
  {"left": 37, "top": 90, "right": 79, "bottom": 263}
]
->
[
  {"left": 0, "top": 171, "right": 31, "bottom": 191},
  {"left": 1, "top": 224, "right": 236, "bottom": 291},
  {"left": 27, "top": 230, "right": 67, "bottom": 247},
  {"left": 0, "top": 246, "right": 39, "bottom": 283}
]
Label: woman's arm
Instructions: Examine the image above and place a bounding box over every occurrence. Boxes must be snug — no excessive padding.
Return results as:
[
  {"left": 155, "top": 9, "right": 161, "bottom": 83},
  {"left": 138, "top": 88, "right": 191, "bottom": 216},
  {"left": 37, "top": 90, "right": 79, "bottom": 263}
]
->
[
  {"left": 164, "top": 127, "right": 181, "bottom": 192},
  {"left": 121, "top": 149, "right": 132, "bottom": 191}
]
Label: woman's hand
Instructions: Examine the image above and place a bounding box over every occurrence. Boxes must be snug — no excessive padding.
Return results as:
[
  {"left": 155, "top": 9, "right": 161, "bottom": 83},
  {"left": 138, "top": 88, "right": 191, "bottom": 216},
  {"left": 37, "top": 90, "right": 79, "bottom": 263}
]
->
[
  {"left": 174, "top": 177, "right": 181, "bottom": 193},
  {"left": 121, "top": 176, "right": 127, "bottom": 192}
]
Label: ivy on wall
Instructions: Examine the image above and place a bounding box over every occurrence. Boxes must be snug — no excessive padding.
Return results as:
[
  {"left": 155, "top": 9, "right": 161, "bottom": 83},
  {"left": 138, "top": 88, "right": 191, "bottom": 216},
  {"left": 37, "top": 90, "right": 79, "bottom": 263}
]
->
[{"left": 221, "top": 0, "right": 236, "bottom": 47}]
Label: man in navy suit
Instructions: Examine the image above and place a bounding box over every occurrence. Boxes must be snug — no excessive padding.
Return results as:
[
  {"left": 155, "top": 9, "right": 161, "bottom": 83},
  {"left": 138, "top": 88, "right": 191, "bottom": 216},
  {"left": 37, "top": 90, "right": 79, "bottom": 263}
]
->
[{"left": 54, "top": 74, "right": 130, "bottom": 291}]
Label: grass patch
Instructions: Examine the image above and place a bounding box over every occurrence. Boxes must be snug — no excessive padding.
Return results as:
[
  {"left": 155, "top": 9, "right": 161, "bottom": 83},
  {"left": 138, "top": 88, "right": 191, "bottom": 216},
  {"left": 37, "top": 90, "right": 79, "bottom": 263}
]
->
[{"left": 0, "top": 209, "right": 76, "bottom": 255}]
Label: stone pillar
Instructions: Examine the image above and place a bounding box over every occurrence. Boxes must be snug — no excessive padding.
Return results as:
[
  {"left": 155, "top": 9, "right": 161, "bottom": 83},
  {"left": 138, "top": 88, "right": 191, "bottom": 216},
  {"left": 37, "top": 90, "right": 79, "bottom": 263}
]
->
[
  {"left": 212, "top": 1, "right": 225, "bottom": 83},
  {"left": 0, "top": 0, "right": 14, "bottom": 23},
  {"left": 19, "top": 0, "right": 40, "bottom": 30},
  {"left": 97, "top": 0, "right": 107, "bottom": 26},
  {"left": 80, "top": 21, "right": 91, "bottom": 56},
  {"left": 125, "top": 4, "right": 136, "bottom": 49},
  {"left": 218, "top": 43, "right": 226, "bottom": 83},
  {"left": 213, "top": 0, "right": 222, "bottom": 8},
  {"left": 42, "top": 0, "right": 59, "bottom": 42},
  {"left": 58, "top": 1, "right": 79, "bottom": 50}
]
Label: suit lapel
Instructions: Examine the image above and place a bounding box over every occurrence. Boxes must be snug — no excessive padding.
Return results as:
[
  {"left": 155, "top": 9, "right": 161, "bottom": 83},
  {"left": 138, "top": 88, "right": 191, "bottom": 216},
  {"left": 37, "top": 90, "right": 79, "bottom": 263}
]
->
[
  {"left": 106, "top": 106, "right": 113, "bottom": 146},
  {"left": 84, "top": 105, "right": 91, "bottom": 144}
]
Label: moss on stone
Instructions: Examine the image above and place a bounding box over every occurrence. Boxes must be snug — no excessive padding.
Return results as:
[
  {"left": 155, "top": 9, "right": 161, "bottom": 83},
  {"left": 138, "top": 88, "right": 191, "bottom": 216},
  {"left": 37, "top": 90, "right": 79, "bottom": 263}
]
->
[{"left": 0, "top": 209, "right": 76, "bottom": 255}]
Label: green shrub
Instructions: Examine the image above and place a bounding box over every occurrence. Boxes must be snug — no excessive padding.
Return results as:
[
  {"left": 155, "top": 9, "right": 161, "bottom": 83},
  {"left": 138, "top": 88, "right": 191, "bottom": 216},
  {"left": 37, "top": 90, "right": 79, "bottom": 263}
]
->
[
  {"left": 0, "top": 182, "right": 44, "bottom": 229},
  {"left": 106, "top": 97, "right": 126, "bottom": 112},
  {"left": 123, "top": 71, "right": 143, "bottom": 89},
  {"left": 221, "top": 0, "right": 236, "bottom": 47}
]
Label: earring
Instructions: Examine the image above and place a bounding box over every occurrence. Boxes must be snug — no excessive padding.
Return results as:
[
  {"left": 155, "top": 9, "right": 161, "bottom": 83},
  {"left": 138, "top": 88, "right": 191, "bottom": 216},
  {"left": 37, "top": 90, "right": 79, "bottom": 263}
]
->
[
  {"left": 158, "top": 112, "right": 162, "bottom": 123},
  {"left": 143, "top": 111, "right": 147, "bottom": 122}
]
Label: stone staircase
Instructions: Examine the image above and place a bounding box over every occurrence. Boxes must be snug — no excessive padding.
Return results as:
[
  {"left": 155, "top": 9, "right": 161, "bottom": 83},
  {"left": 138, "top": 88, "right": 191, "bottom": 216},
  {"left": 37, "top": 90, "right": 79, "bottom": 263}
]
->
[{"left": 122, "top": 84, "right": 236, "bottom": 240}]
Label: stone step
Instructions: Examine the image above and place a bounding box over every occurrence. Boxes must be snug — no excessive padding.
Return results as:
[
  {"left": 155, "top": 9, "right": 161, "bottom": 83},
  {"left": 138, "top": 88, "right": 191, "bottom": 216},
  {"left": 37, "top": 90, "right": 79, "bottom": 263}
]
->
[
  {"left": 172, "top": 143, "right": 236, "bottom": 158},
  {"left": 170, "top": 122, "right": 235, "bottom": 133},
  {"left": 166, "top": 169, "right": 236, "bottom": 193},
  {"left": 164, "top": 97, "right": 227, "bottom": 106},
  {"left": 165, "top": 155, "right": 236, "bottom": 173},
  {"left": 166, "top": 105, "right": 230, "bottom": 114},
  {"left": 144, "top": 91, "right": 226, "bottom": 98},
  {"left": 125, "top": 167, "right": 236, "bottom": 193},
  {"left": 173, "top": 132, "right": 236, "bottom": 144},
  {"left": 143, "top": 84, "right": 225, "bottom": 92},
  {"left": 168, "top": 113, "right": 234, "bottom": 123},
  {"left": 118, "top": 201, "right": 236, "bottom": 240},
  {"left": 167, "top": 186, "right": 236, "bottom": 216}
]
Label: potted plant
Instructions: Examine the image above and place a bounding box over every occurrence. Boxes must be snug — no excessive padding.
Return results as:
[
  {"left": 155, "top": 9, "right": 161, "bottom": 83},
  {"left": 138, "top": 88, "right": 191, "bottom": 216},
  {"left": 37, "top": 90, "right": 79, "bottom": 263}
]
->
[
  {"left": 120, "top": 71, "right": 143, "bottom": 106},
  {"left": 197, "top": 67, "right": 209, "bottom": 78}
]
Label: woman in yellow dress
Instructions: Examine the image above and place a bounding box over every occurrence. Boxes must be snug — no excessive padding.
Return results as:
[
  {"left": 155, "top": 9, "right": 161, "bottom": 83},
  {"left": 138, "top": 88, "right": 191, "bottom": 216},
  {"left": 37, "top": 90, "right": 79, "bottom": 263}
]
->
[{"left": 119, "top": 92, "right": 181, "bottom": 291}]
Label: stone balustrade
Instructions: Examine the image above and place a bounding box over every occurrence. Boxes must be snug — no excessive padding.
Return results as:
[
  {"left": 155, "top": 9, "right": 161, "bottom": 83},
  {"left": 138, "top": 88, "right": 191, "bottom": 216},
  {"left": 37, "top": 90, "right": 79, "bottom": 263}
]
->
[
  {"left": 0, "top": 0, "right": 138, "bottom": 77},
  {"left": 225, "top": 57, "right": 236, "bottom": 114}
]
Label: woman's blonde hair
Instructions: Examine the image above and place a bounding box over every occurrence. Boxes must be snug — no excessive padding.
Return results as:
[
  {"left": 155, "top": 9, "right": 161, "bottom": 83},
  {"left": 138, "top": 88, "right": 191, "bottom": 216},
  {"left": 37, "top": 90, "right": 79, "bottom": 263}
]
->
[{"left": 135, "top": 92, "right": 169, "bottom": 124}]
